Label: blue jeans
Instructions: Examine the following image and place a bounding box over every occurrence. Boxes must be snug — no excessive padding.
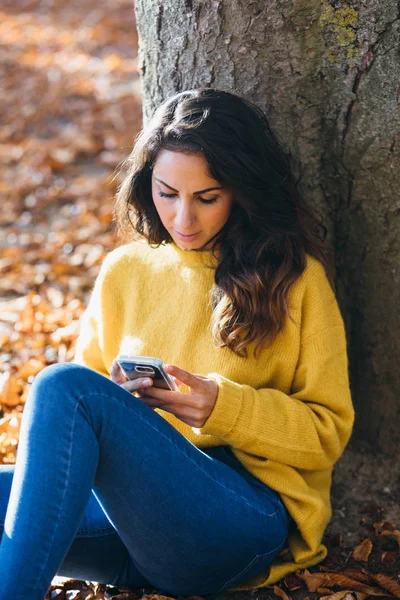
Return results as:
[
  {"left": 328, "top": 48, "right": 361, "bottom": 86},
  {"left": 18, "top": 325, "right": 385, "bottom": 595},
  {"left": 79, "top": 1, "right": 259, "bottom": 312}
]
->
[{"left": 0, "top": 363, "right": 290, "bottom": 599}]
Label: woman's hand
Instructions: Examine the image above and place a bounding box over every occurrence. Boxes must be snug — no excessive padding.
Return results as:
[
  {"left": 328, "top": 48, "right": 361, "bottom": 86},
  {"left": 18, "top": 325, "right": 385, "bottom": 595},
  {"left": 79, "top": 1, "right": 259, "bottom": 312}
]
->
[
  {"left": 139, "top": 364, "right": 218, "bottom": 428},
  {"left": 110, "top": 358, "right": 154, "bottom": 395}
]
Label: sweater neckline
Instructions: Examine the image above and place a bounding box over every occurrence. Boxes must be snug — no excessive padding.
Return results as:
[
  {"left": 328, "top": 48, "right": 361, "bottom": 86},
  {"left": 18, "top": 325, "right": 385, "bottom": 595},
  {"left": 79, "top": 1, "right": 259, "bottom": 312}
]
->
[{"left": 166, "top": 242, "right": 219, "bottom": 268}]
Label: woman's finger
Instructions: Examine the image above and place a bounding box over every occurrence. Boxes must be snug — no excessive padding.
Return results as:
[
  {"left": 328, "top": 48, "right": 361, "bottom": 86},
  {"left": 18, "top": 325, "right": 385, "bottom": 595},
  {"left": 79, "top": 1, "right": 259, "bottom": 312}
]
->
[
  {"left": 143, "top": 385, "right": 197, "bottom": 406},
  {"left": 137, "top": 395, "right": 162, "bottom": 408},
  {"left": 163, "top": 364, "right": 201, "bottom": 389},
  {"left": 120, "top": 377, "right": 153, "bottom": 393},
  {"left": 110, "top": 359, "right": 127, "bottom": 384}
]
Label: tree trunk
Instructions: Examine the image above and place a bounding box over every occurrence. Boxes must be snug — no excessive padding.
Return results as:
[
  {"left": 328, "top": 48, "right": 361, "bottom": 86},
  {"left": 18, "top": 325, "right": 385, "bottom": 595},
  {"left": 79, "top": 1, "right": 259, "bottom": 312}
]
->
[{"left": 133, "top": 0, "right": 400, "bottom": 454}]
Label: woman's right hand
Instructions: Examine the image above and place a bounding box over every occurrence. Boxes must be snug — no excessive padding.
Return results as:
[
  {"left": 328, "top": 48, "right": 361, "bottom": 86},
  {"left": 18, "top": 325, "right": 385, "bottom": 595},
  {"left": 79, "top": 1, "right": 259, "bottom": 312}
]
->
[{"left": 110, "top": 358, "right": 154, "bottom": 396}]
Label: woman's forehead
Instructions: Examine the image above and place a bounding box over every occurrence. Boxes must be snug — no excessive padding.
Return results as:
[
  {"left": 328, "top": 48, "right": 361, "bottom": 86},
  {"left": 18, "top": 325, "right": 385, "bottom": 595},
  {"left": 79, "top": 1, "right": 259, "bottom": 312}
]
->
[{"left": 153, "top": 150, "right": 218, "bottom": 184}]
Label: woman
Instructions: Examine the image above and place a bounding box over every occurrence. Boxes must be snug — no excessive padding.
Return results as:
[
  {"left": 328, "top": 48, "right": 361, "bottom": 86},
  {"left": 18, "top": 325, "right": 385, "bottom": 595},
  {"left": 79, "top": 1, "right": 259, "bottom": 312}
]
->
[{"left": 0, "top": 88, "right": 354, "bottom": 599}]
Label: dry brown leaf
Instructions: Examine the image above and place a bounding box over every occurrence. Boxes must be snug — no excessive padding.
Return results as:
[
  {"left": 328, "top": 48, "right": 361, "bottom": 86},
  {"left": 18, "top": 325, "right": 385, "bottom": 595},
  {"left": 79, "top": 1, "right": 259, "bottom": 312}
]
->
[
  {"left": 373, "top": 521, "right": 396, "bottom": 533},
  {"left": 0, "top": 0, "right": 140, "bottom": 469},
  {"left": 320, "top": 591, "right": 355, "bottom": 600},
  {"left": 352, "top": 538, "right": 373, "bottom": 562},
  {"left": 297, "top": 570, "right": 388, "bottom": 596},
  {"left": 296, "top": 571, "right": 333, "bottom": 593},
  {"left": 325, "top": 573, "right": 388, "bottom": 596},
  {"left": 273, "top": 585, "right": 291, "bottom": 600},
  {"left": 369, "top": 573, "right": 400, "bottom": 597},
  {"left": 340, "top": 568, "right": 372, "bottom": 583},
  {"left": 317, "top": 587, "right": 333, "bottom": 593}
]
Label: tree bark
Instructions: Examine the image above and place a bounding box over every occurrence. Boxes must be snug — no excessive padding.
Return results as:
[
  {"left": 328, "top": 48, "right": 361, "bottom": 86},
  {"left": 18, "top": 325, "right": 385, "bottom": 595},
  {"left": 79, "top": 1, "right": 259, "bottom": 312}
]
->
[{"left": 134, "top": 0, "right": 400, "bottom": 454}]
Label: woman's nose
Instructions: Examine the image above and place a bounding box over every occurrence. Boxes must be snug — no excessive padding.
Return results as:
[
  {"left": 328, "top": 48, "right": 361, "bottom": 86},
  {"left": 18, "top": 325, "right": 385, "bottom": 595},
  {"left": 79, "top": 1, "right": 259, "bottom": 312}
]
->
[{"left": 174, "top": 201, "right": 195, "bottom": 230}]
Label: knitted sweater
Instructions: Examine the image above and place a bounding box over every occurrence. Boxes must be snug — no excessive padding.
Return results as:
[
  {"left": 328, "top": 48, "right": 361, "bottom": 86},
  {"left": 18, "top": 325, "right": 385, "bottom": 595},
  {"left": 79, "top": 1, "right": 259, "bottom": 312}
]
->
[{"left": 73, "top": 239, "right": 354, "bottom": 590}]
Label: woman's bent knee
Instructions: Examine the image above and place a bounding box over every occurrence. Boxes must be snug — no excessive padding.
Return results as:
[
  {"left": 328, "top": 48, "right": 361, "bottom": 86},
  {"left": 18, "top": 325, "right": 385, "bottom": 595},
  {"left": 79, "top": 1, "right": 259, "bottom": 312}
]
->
[
  {"left": 26, "top": 363, "right": 106, "bottom": 418},
  {"left": 31, "top": 363, "right": 106, "bottom": 399}
]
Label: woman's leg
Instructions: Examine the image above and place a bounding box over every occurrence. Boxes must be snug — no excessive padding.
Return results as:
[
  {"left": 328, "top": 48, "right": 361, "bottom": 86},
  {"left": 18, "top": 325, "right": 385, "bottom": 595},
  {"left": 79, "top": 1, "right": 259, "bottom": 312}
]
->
[
  {"left": 0, "top": 466, "right": 150, "bottom": 588},
  {"left": 0, "top": 363, "right": 289, "bottom": 599}
]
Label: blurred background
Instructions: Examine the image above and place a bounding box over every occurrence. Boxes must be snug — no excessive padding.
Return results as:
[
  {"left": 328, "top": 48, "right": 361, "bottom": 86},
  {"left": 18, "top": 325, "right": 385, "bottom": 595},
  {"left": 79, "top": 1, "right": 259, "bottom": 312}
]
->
[{"left": 0, "top": 0, "right": 141, "bottom": 464}]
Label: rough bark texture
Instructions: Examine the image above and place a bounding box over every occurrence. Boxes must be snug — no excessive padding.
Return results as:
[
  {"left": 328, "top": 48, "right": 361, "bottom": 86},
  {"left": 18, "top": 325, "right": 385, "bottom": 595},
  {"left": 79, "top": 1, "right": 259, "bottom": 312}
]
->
[{"left": 134, "top": 0, "right": 400, "bottom": 454}]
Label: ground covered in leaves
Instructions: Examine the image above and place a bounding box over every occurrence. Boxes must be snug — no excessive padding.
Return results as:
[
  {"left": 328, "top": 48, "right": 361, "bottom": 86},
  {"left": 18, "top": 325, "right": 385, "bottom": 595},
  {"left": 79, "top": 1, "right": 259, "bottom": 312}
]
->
[
  {"left": 0, "top": 1, "right": 399, "bottom": 600},
  {"left": 0, "top": 0, "right": 141, "bottom": 448}
]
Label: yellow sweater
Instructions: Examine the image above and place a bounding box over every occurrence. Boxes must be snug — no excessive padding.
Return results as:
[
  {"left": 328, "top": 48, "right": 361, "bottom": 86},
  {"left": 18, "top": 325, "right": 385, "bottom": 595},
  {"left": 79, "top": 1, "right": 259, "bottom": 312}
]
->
[{"left": 73, "top": 239, "right": 354, "bottom": 590}]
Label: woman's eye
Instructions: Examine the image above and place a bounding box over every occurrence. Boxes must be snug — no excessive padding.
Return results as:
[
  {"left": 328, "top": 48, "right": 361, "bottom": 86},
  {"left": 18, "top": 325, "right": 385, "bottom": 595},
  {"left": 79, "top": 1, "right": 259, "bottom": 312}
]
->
[
  {"left": 199, "top": 197, "right": 218, "bottom": 204},
  {"left": 158, "top": 190, "right": 218, "bottom": 204}
]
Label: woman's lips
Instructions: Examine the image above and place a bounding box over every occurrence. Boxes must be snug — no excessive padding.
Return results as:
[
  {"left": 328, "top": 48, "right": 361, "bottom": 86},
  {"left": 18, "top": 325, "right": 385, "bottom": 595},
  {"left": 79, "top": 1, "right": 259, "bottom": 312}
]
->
[{"left": 175, "top": 230, "right": 200, "bottom": 241}]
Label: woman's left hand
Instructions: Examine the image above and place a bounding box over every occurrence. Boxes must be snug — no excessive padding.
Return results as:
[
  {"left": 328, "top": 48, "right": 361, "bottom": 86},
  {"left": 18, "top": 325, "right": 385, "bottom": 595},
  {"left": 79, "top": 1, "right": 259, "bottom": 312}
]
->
[{"left": 137, "top": 364, "right": 218, "bottom": 428}]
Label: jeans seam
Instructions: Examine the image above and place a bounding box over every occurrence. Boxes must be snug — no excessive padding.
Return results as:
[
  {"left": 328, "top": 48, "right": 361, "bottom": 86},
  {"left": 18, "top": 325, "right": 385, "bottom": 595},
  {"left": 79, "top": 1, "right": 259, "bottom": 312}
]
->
[
  {"left": 219, "top": 534, "right": 287, "bottom": 592},
  {"left": 77, "top": 527, "right": 116, "bottom": 535},
  {"left": 0, "top": 522, "right": 115, "bottom": 537},
  {"left": 31, "top": 400, "right": 79, "bottom": 592},
  {"left": 78, "top": 390, "right": 280, "bottom": 519}
]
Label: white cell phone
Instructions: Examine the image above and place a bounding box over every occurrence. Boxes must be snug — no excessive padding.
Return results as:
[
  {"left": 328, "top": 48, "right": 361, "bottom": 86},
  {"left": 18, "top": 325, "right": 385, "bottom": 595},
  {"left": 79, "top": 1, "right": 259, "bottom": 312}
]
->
[{"left": 116, "top": 355, "right": 179, "bottom": 391}]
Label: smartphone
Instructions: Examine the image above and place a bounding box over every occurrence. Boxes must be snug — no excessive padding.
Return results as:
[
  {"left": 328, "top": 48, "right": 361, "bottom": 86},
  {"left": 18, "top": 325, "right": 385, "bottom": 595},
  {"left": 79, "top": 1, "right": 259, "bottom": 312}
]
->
[{"left": 116, "top": 355, "right": 179, "bottom": 391}]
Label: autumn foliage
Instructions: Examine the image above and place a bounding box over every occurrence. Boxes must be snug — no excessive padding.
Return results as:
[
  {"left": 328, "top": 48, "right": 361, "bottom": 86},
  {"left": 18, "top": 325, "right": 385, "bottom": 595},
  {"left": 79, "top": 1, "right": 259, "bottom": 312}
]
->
[{"left": 0, "top": 0, "right": 141, "bottom": 464}]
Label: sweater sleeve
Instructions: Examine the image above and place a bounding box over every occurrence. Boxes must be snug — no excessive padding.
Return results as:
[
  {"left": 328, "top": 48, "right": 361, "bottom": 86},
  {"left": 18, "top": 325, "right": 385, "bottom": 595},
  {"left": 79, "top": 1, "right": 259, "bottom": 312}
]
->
[
  {"left": 71, "top": 256, "right": 112, "bottom": 379},
  {"left": 196, "top": 263, "right": 355, "bottom": 471}
]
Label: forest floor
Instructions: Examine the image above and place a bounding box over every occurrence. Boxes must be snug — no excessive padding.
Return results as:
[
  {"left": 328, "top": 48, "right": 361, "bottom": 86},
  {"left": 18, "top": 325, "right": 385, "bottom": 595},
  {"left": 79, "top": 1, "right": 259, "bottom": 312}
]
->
[{"left": 0, "top": 1, "right": 399, "bottom": 599}]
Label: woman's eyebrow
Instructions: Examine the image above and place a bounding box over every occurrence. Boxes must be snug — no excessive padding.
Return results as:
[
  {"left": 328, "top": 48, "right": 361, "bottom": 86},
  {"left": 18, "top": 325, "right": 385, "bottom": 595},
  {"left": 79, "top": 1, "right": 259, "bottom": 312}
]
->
[{"left": 154, "top": 177, "right": 223, "bottom": 195}]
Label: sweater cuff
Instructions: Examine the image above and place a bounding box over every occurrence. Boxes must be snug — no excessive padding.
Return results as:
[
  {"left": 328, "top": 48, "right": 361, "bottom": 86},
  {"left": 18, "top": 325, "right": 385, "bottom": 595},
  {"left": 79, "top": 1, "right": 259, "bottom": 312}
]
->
[{"left": 194, "top": 373, "right": 244, "bottom": 437}]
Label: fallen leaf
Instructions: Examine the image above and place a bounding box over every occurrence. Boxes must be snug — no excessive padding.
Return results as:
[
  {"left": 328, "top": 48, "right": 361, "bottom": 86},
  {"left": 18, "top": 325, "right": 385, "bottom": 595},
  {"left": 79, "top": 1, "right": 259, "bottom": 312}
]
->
[
  {"left": 325, "top": 573, "right": 387, "bottom": 596},
  {"left": 320, "top": 591, "right": 355, "bottom": 600},
  {"left": 368, "top": 573, "right": 400, "bottom": 597},
  {"left": 352, "top": 538, "right": 373, "bottom": 562},
  {"left": 297, "top": 570, "right": 388, "bottom": 596},
  {"left": 340, "top": 568, "right": 372, "bottom": 583},
  {"left": 296, "top": 571, "right": 333, "bottom": 593},
  {"left": 373, "top": 521, "right": 396, "bottom": 533}
]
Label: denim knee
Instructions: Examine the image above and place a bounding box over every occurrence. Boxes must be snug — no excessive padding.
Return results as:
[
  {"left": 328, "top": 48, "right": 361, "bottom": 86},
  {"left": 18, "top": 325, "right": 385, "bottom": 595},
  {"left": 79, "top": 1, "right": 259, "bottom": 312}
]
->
[
  {"left": 28, "top": 363, "right": 103, "bottom": 415},
  {"left": 32, "top": 363, "right": 99, "bottom": 394}
]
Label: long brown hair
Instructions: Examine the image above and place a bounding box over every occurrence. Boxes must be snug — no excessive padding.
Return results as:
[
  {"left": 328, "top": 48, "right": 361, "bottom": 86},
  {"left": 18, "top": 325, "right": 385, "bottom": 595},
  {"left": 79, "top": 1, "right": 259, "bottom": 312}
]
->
[{"left": 113, "top": 88, "right": 333, "bottom": 358}]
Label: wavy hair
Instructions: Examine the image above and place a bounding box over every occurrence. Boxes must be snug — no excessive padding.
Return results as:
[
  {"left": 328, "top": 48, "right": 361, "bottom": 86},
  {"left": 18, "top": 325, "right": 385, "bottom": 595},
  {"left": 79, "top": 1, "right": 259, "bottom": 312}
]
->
[{"left": 113, "top": 88, "right": 333, "bottom": 358}]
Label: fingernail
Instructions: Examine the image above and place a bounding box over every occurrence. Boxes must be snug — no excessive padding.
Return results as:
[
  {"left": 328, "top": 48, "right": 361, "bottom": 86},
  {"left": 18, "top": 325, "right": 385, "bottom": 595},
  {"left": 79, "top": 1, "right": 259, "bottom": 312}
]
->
[{"left": 143, "top": 378, "right": 152, "bottom": 385}]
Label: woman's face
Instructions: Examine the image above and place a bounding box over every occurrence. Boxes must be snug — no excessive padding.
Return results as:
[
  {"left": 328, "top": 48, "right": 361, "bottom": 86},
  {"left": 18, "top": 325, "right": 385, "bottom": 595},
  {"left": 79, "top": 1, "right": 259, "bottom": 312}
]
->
[{"left": 151, "top": 149, "right": 233, "bottom": 250}]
